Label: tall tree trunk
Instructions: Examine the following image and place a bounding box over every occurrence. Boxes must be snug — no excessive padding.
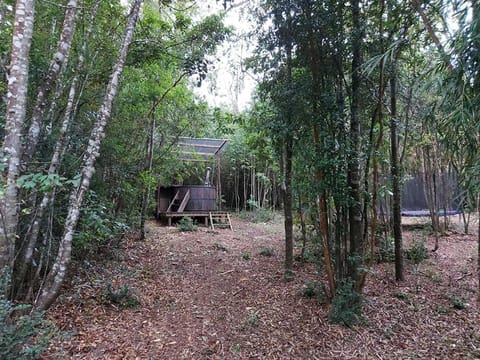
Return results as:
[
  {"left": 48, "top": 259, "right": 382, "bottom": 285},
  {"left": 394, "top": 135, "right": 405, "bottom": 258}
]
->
[
  {"left": 477, "top": 195, "right": 479, "bottom": 303},
  {"left": 304, "top": 0, "right": 336, "bottom": 298},
  {"left": 34, "top": 0, "right": 143, "bottom": 310},
  {"left": 15, "top": 1, "right": 101, "bottom": 300},
  {"left": 282, "top": 2, "right": 294, "bottom": 279},
  {"left": 363, "top": 0, "right": 386, "bottom": 288},
  {"left": 348, "top": 0, "right": 365, "bottom": 290},
  {"left": 390, "top": 61, "right": 404, "bottom": 281},
  {"left": 283, "top": 139, "right": 294, "bottom": 278},
  {"left": 412, "top": 0, "right": 453, "bottom": 71},
  {"left": 21, "top": 0, "right": 78, "bottom": 168},
  {"left": 140, "top": 105, "right": 155, "bottom": 241},
  {"left": 0, "top": 0, "right": 36, "bottom": 275}
]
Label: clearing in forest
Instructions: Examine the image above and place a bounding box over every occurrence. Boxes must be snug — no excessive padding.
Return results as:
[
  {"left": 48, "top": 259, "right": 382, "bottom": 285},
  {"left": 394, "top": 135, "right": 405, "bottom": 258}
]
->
[{"left": 45, "top": 215, "right": 479, "bottom": 359}]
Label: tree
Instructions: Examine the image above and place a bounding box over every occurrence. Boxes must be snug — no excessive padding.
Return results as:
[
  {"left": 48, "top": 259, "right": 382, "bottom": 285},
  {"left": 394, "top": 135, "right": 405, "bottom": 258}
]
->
[
  {"left": 348, "top": 0, "right": 365, "bottom": 289},
  {"left": 1, "top": 0, "right": 36, "bottom": 279},
  {"left": 34, "top": 0, "right": 144, "bottom": 311}
]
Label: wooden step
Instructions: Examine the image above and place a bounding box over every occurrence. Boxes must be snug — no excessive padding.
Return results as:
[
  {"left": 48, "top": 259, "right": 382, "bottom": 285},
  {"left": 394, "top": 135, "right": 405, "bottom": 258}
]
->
[{"left": 209, "top": 212, "right": 233, "bottom": 230}]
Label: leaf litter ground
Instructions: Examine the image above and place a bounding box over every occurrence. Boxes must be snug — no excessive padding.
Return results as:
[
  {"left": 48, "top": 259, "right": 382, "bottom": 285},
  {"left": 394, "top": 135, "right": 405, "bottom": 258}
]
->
[{"left": 44, "top": 215, "right": 479, "bottom": 359}]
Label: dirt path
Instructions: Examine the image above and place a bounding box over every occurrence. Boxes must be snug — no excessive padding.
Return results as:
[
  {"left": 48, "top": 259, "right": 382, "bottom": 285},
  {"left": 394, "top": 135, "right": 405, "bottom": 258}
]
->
[{"left": 45, "top": 216, "right": 479, "bottom": 359}]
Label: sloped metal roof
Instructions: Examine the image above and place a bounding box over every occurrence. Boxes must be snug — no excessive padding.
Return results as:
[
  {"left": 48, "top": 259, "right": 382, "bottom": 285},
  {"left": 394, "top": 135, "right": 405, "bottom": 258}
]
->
[{"left": 177, "top": 137, "right": 228, "bottom": 161}]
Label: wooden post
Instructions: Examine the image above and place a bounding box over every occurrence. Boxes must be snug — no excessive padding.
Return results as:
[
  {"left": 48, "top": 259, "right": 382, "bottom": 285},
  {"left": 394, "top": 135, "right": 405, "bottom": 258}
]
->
[{"left": 217, "top": 155, "right": 222, "bottom": 210}]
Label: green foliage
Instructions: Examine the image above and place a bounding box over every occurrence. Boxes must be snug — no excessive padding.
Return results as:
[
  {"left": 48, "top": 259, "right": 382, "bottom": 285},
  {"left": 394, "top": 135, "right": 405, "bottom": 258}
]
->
[
  {"left": 16, "top": 173, "right": 79, "bottom": 193},
  {"left": 0, "top": 269, "right": 53, "bottom": 359},
  {"left": 259, "top": 246, "right": 274, "bottom": 257},
  {"left": 405, "top": 238, "right": 428, "bottom": 271},
  {"left": 102, "top": 282, "right": 140, "bottom": 309},
  {"left": 241, "top": 309, "right": 259, "bottom": 329},
  {"left": 238, "top": 207, "right": 276, "bottom": 223},
  {"left": 284, "top": 268, "right": 295, "bottom": 282},
  {"left": 376, "top": 235, "right": 395, "bottom": 263},
  {"left": 393, "top": 291, "right": 414, "bottom": 305},
  {"left": 447, "top": 295, "right": 466, "bottom": 310},
  {"left": 212, "top": 243, "right": 227, "bottom": 251},
  {"left": 74, "top": 193, "right": 130, "bottom": 260},
  {"left": 241, "top": 252, "right": 251, "bottom": 260},
  {"left": 176, "top": 217, "right": 198, "bottom": 232},
  {"left": 299, "top": 281, "right": 326, "bottom": 302},
  {"left": 328, "top": 279, "right": 364, "bottom": 327}
]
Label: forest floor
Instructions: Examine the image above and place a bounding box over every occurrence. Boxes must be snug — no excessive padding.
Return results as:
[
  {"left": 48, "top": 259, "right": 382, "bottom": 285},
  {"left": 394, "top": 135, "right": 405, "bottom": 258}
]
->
[{"left": 44, "top": 214, "right": 480, "bottom": 359}]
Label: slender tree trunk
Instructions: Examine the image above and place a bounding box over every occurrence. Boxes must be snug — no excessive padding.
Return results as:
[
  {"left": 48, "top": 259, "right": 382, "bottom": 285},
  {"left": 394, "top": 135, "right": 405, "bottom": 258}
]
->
[
  {"left": 0, "top": 0, "right": 36, "bottom": 275},
  {"left": 34, "top": 0, "right": 143, "bottom": 310},
  {"left": 313, "top": 126, "right": 335, "bottom": 298},
  {"left": 477, "top": 196, "right": 479, "bottom": 303},
  {"left": 140, "top": 106, "right": 155, "bottom": 241},
  {"left": 365, "top": 0, "right": 385, "bottom": 282},
  {"left": 304, "top": 0, "right": 336, "bottom": 297},
  {"left": 348, "top": 0, "right": 365, "bottom": 290},
  {"left": 15, "top": 1, "right": 101, "bottom": 300},
  {"left": 282, "top": 3, "right": 294, "bottom": 279},
  {"left": 390, "top": 62, "right": 404, "bottom": 281},
  {"left": 412, "top": 0, "right": 453, "bottom": 71},
  {"left": 22, "top": 0, "right": 78, "bottom": 168},
  {"left": 298, "top": 194, "right": 307, "bottom": 260},
  {"left": 283, "top": 140, "right": 294, "bottom": 278}
]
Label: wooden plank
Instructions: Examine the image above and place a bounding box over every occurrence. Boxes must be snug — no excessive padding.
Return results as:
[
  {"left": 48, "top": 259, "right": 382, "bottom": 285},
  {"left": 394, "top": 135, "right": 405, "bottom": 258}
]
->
[
  {"left": 166, "top": 190, "right": 180, "bottom": 212},
  {"left": 177, "top": 189, "right": 190, "bottom": 212},
  {"left": 209, "top": 212, "right": 215, "bottom": 230}
]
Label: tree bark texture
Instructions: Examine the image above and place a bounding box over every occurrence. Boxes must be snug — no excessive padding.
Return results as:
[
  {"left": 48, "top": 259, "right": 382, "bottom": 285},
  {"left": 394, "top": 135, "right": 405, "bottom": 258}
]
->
[
  {"left": 1, "top": 0, "right": 36, "bottom": 273},
  {"left": 348, "top": 0, "right": 365, "bottom": 289},
  {"left": 22, "top": 0, "right": 78, "bottom": 168},
  {"left": 283, "top": 140, "right": 294, "bottom": 275},
  {"left": 390, "top": 66, "right": 404, "bottom": 281},
  {"left": 34, "top": 0, "right": 143, "bottom": 310},
  {"left": 16, "top": 1, "right": 101, "bottom": 298}
]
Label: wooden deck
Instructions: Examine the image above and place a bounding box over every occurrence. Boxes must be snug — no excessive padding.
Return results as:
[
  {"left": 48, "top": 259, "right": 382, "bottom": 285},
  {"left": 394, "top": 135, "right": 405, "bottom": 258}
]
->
[{"left": 157, "top": 211, "right": 232, "bottom": 230}]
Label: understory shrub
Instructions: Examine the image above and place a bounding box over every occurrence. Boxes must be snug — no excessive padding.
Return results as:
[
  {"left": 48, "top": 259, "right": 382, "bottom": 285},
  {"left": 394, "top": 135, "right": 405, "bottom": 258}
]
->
[
  {"left": 102, "top": 282, "right": 140, "bottom": 309},
  {"left": 299, "top": 281, "right": 327, "bottom": 302},
  {"left": 0, "top": 270, "right": 53, "bottom": 359},
  {"left": 328, "top": 278, "right": 364, "bottom": 327},
  {"left": 176, "top": 217, "right": 198, "bottom": 232},
  {"left": 74, "top": 193, "right": 129, "bottom": 260},
  {"left": 238, "top": 200, "right": 276, "bottom": 223},
  {"left": 405, "top": 238, "right": 428, "bottom": 271},
  {"left": 259, "top": 246, "right": 274, "bottom": 257},
  {"left": 376, "top": 235, "right": 395, "bottom": 263}
]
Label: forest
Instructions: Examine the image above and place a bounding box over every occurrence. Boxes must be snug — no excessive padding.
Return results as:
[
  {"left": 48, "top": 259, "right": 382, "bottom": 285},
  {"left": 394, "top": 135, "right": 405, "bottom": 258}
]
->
[{"left": 0, "top": 0, "right": 479, "bottom": 358}]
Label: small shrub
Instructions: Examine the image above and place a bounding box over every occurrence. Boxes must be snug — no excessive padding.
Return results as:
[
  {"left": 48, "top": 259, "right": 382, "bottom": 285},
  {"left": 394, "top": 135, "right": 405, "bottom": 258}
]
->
[
  {"left": 393, "top": 291, "right": 414, "bottom": 305},
  {"left": 448, "top": 295, "right": 466, "bottom": 310},
  {"left": 176, "top": 217, "right": 198, "bottom": 232},
  {"left": 74, "top": 193, "right": 129, "bottom": 260},
  {"left": 299, "top": 281, "right": 327, "bottom": 302},
  {"left": 241, "top": 309, "right": 259, "bottom": 329},
  {"left": 328, "top": 278, "right": 364, "bottom": 327},
  {"left": 259, "top": 246, "right": 274, "bottom": 257},
  {"left": 238, "top": 206, "right": 275, "bottom": 223},
  {"left": 230, "top": 344, "right": 241, "bottom": 354},
  {"left": 284, "top": 268, "right": 295, "bottom": 282},
  {"left": 102, "top": 282, "right": 140, "bottom": 309},
  {"left": 405, "top": 239, "right": 428, "bottom": 271},
  {"left": 212, "top": 243, "right": 227, "bottom": 251},
  {"left": 0, "top": 269, "right": 53, "bottom": 359},
  {"left": 376, "top": 236, "right": 395, "bottom": 263},
  {"left": 241, "top": 252, "right": 251, "bottom": 260}
]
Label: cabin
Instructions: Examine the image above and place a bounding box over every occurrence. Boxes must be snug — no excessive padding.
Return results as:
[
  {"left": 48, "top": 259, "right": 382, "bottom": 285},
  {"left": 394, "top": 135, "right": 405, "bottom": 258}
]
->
[{"left": 156, "top": 137, "right": 232, "bottom": 229}]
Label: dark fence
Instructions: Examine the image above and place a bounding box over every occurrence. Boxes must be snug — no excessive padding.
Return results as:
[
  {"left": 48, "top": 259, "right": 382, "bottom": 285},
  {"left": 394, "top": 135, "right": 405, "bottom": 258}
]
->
[{"left": 401, "top": 172, "right": 461, "bottom": 211}]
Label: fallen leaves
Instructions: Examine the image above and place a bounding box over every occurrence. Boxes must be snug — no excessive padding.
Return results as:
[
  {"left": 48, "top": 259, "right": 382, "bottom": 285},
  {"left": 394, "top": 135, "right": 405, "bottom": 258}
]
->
[{"left": 43, "top": 216, "right": 479, "bottom": 359}]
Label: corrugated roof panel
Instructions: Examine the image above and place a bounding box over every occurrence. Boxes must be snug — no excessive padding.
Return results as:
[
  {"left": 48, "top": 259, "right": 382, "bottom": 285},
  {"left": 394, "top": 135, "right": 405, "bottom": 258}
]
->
[{"left": 177, "top": 137, "right": 228, "bottom": 159}]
